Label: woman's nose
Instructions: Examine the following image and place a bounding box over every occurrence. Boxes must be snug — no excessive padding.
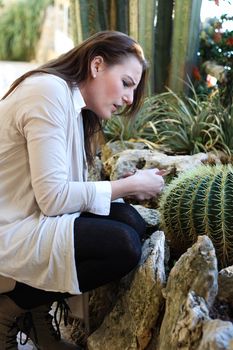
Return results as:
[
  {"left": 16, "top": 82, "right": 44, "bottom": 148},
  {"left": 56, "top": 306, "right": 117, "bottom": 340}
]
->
[{"left": 123, "top": 91, "right": 134, "bottom": 105}]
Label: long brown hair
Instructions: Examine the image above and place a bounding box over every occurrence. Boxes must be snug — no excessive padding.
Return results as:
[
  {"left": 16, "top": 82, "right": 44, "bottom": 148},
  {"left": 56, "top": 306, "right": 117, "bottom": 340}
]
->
[{"left": 2, "top": 31, "right": 149, "bottom": 165}]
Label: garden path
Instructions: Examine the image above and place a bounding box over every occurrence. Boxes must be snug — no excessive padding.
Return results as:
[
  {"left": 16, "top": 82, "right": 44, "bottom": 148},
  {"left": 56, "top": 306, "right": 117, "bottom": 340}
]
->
[{"left": 0, "top": 60, "right": 38, "bottom": 97}]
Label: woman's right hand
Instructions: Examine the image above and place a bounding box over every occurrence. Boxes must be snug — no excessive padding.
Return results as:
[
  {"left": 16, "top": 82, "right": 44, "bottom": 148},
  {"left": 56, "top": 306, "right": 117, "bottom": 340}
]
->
[
  {"left": 111, "top": 168, "right": 165, "bottom": 201},
  {"left": 129, "top": 168, "right": 165, "bottom": 200}
]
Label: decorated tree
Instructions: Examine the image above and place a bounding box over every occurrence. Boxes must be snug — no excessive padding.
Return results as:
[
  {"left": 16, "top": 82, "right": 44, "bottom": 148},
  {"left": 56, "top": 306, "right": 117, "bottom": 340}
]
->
[{"left": 194, "top": 11, "right": 233, "bottom": 106}]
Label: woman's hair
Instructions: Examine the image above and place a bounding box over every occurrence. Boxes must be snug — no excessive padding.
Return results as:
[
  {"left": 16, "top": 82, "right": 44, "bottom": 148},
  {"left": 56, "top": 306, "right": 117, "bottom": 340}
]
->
[{"left": 2, "top": 31, "right": 149, "bottom": 165}]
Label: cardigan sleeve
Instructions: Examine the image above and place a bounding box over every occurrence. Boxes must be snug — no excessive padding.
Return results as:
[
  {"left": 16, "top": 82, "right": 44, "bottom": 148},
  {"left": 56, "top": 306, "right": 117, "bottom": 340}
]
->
[
  {"left": 16, "top": 75, "right": 111, "bottom": 216},
  {"left": 88, "top": 181, "right": 112, "bottom": 215}
]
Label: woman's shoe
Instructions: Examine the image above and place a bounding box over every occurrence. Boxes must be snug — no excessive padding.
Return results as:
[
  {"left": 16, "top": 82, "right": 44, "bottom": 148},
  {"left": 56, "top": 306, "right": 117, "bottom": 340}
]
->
[
  {"left": 0, "top": 295, "right": 25, "bottom": 350},
  {"left": 19, "top": 301, "right": 81, "bottom": 350}
]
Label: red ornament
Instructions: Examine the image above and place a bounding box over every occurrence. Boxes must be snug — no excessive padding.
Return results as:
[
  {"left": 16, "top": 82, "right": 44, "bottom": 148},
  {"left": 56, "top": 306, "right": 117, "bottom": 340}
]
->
[
  {"left": 213, "top": 32, "right": 222, "bottom": 43},
  {"left": 226, "top": 37, "right": 233, "bottom": 46},
  {"left": 192, "top": 66, "right": 201, "bottom": 81}
]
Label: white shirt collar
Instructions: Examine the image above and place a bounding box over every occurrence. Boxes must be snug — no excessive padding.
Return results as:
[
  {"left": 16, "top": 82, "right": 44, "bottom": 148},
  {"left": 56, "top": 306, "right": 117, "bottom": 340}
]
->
[{"left": 72, "top": 87, "right": 86, "bottom": 114}]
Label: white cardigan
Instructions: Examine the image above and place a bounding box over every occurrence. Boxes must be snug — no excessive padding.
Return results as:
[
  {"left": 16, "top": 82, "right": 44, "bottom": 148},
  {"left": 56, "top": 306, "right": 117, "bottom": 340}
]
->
[{"left": 0, "top": 74, "right": 111, "bottom": 294}]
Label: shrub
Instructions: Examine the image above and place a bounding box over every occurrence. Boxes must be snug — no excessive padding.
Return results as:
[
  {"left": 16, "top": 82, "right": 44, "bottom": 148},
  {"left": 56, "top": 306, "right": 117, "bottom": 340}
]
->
[
  {"left": 0, "top": 0, "right": 51, "bottom": 61},
  {"left": 103, "top": 83, "right": 233, "bottom": 159},
  {"left": 146, "top": 87, "right": 221, "bottom": 155},
  {"left": 103, "top": 95, "right": 162, "bottom": 147}
]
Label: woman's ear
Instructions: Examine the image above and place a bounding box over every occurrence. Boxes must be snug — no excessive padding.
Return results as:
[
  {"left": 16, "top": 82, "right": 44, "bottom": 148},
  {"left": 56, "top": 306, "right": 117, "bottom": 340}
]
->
[{"left": 90, "top": 56, "right": 105, "bottom": 78}]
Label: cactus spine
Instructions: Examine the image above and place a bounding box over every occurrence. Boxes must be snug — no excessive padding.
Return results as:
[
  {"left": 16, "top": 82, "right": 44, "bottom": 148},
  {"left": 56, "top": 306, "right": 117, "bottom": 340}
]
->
[{"left": 159, "top": 165, "right": 233, "bottom": 268}]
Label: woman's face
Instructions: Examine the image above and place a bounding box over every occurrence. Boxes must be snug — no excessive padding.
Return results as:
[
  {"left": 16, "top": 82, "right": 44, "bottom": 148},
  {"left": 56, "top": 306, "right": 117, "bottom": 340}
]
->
[{"left": 80, "top": 55, "right": 143, "bottom": 120}]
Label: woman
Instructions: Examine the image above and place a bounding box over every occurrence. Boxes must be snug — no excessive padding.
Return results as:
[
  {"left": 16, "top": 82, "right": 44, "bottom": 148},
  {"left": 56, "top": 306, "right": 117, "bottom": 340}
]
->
[{"left": 0, "top": 31, "right": 164, "bottom": 349}]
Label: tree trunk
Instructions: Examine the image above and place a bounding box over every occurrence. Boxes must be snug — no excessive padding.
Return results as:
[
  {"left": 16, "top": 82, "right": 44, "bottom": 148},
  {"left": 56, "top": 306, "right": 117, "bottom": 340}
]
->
[
  {"left": 154, "top": 0, "right": 173, "bottom": 93},
  {"left": 169, "top": 0, "right": 202, "bottom": 93}
]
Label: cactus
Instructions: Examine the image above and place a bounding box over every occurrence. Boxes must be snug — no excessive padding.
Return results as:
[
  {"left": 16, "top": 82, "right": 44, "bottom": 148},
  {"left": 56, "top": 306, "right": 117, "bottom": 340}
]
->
[{"left": 159, "top": 164, "right": 233, "bottom": 268}]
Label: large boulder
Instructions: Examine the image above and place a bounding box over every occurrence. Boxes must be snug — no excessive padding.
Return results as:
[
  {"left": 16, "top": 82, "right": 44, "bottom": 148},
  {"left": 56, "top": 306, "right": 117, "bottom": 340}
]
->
[{"left": 87, "top": 231, "right": 166, "bottom": 350}]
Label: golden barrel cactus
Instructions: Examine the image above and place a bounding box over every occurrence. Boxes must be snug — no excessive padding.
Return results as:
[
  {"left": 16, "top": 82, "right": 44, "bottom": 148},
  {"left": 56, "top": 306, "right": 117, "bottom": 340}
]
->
[{"left": 159, "top": 164, "right": 233, "bottom": 268}]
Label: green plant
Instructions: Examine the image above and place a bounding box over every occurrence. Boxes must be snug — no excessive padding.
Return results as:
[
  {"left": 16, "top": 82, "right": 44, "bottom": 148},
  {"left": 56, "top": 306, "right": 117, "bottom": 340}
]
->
[
  {"left": 159, "top": 164, "right": 233, "bottom": 268},
  {"left": 103, "top": 81, "right": 233, "bottom": 159},
  {"left": 210, "top": 93, "right": 233, "bottom": 156},
  {"left": 0, "top": 0, "right": 50, "bottom": 61},
  {"left": 137, "top": 81, "right": 224, "bottom": 155},
  {"left": 103, "top": 95, "right": 162, "bottom": 145}
]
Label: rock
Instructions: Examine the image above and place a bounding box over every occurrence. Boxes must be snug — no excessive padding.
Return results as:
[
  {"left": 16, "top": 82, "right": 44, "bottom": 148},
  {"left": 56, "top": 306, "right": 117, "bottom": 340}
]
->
[
  {"left": 158, "top": 235, "right": 218, "bottom": 350},
  {"left": 132, "top": 205, "right": 160, "bottom": 228},
  {"left": 103, "top": 149, "right": 208, "bottom": 180},
  {"left": 87, "top": 231, "right": 166, "bottom": 350},
  {"left": 88, "top": 156, "right": 103, "bottom": 181},
  {"left": 197, "top": 319, "right": 233, "bottom": 350},
  {"left": 218, "top": 266, "right": 233, "bottom": 307},
  {"left": 101, "top": 141, "right": 150, "bottom": 163},
  {"left": 88, "top": 281, "right": 121, "bottom": 332}
]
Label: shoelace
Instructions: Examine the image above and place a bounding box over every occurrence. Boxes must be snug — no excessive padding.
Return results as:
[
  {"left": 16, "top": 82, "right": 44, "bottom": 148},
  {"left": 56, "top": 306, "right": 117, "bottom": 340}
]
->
[
  {"left": 18, "top": 311, "right": 38, "bottom": 346},
  {"left": 17, "top": 299, "right": 70, "bottom": 346},
  {"left": 53, "top": 299, "right": 70, "bottom": 339}
]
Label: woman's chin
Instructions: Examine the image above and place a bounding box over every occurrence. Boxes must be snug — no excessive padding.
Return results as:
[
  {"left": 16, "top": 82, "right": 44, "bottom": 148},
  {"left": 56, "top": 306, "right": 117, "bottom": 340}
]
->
[{"left": 98, "top": 113, "right": 112, "bottom": 121}]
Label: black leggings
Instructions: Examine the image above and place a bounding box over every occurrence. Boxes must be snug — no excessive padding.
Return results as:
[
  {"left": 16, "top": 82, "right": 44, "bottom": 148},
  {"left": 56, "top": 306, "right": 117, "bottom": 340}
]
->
[{"left": 6, "top": 203, "right": 146, "bottom": 309}]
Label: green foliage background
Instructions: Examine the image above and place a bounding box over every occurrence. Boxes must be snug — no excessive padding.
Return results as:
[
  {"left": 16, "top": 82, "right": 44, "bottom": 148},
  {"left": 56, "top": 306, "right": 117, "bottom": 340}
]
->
[{"left": 0, "top": 0, "right": 51, "bottom": 61}]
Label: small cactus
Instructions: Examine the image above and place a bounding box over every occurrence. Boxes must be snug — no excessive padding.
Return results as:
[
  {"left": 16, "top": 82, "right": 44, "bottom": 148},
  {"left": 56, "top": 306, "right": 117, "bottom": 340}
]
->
[{"left": 159, "top": 164, "right": 233, "bottom": 268}]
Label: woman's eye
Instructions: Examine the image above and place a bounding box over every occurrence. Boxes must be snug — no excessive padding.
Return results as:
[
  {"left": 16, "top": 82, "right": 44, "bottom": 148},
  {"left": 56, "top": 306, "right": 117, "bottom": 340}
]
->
[{"left": 123, "top": 80, "right": 130, "bottom": 87}]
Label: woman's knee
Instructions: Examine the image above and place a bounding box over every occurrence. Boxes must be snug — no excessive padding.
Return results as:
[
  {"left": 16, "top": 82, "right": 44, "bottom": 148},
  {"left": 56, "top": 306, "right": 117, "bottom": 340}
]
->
[
  {"left": 126, "top": 243, "right": 141, "bottom": 270},
  {"left": 111, "top": 202, "right": 146, "bottom": 239},
  {"left": 118, "top": 227, "right": 142, "bottom": 269}
]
